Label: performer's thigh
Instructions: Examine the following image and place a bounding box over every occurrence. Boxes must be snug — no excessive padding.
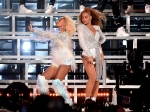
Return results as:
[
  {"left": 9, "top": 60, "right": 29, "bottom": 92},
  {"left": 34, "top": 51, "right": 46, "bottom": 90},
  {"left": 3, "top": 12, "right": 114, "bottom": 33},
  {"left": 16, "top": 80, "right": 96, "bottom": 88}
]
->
[
  {"left": 54, "top": 65, "right": 71, "bottom": 81},
  {"left": 82, "top": 58, "right": 96, "bottom": 79},
  {"left": 42, "top": 65, "right": 58, "bottom": 79}
]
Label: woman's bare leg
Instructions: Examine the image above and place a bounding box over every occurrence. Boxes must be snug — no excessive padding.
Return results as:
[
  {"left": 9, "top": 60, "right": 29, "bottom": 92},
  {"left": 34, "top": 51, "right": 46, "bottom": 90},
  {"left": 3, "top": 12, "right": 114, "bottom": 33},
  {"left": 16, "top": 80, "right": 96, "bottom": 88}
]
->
[
  {"left": 91, "top": 81, "right": 99, "bottom": 98},
  {"left": 91, "top": 55, "right": 103, "bottom": 98},
  {"left": 54, "top": 65, "right": 71, "bottom": 80},
  {"left": 91, "top": 64, "right": 99, "bottom": 99},
  {"left": 41, "top": 65, "right": 58, "bottom": 80},
  {"left": 82, "top": 58, "right": 97, "bottom": 98}
]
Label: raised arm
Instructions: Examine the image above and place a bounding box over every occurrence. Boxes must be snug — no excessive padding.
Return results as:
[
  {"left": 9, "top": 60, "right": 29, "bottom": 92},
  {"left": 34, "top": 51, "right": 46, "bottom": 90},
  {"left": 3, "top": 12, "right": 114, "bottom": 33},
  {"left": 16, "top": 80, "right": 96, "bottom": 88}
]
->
[
  {"left": 77, "top": 24, "right": 92, "bottom": 57},
  {"left": 33, "top": 29, "right": 57, "bottom": 41},
  {"left": 28, "top": 23, "right": 57, "bottom": 41}
]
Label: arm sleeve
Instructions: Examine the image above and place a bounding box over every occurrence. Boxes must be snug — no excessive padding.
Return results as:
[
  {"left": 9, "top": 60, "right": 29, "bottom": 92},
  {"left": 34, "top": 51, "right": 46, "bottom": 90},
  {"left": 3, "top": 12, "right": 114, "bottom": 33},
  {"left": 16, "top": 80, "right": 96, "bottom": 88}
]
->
[
  {"left": 99, "top": 28, "right": 106, "bottom": 44},
  {"left": 77, "top": 24, "right": 92, "bottom": 56},
  {"left": 32, "top": 28, "right": 57, "bottom": 42},
  {"left": 65, "top": 36, "right": 73, "bottom": 50}
]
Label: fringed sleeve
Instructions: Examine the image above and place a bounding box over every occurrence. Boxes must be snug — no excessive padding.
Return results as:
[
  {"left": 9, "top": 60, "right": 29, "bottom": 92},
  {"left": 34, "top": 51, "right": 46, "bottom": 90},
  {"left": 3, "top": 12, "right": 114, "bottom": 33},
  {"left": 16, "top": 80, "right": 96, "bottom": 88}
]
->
[
  {"left": 65, "top": 35, "right": 77, "bottom": 70},
  {"left": 32, "top": 28, "right": 64, "bottom": 47},
  {"left": 32, "top": 28, "right": 57, "bottom": 42},
  {"left": 77, "top": 24, "right": 92, "bottom": 57},
  {"left": 66, "top": 35, "right": 73, "bottom": 50}
]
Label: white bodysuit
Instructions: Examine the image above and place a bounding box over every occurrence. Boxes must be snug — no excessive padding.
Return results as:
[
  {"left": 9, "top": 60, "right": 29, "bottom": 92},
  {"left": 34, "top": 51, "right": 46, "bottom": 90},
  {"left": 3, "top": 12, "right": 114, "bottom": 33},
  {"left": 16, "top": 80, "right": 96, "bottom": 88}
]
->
[{"left": 77, "top": 24, "right": 106, "bottom": 80}]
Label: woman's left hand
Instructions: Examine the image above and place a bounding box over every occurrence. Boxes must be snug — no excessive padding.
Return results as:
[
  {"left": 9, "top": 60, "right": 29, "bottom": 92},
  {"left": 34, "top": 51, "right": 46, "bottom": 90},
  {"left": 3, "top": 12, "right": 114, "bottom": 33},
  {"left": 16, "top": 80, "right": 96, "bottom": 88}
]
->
[{"left": 69, "top": 68, "right": 75, "bottom": 72}]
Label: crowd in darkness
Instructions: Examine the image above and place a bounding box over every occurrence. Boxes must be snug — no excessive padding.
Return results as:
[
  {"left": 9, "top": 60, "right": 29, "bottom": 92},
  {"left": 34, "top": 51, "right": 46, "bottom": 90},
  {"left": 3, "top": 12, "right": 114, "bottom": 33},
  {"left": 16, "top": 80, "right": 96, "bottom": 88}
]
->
[{"left": 0, "top": 94, "right": 126, "bottom": 112}]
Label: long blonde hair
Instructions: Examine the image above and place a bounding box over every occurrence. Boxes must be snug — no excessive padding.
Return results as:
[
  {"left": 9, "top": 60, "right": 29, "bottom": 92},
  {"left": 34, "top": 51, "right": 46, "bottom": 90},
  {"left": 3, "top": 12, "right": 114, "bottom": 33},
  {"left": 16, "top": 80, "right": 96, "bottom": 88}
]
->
[
  {"left": 78, "top": 7, "right": 107, "bottom": 29},
  {"left": 64, "top": 16, "right": 76, "bottom": 37}
]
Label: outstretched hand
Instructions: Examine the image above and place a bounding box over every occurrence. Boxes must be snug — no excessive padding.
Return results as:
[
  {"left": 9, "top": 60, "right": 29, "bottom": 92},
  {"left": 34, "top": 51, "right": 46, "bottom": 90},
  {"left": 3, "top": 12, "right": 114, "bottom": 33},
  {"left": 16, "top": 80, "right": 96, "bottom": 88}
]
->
[{"left": 28, "top": 21, "right": 34, "bottom": 32}]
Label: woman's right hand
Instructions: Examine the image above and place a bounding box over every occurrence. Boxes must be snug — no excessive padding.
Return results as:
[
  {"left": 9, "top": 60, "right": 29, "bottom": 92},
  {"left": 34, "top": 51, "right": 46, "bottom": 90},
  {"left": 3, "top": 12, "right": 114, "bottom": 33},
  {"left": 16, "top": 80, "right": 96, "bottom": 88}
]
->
[{"left": 88, "top": 56, "right": 93, "bottom": 65}]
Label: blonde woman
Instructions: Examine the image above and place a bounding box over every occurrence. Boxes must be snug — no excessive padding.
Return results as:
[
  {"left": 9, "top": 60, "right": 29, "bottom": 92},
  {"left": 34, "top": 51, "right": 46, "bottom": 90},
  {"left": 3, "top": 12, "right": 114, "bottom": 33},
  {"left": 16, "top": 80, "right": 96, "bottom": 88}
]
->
[
  {"left": 28, "top": 16, "right": 76, "bottom": 106},
  {"left": 77, "top": 7, "right": 106, "bottom": 104}
]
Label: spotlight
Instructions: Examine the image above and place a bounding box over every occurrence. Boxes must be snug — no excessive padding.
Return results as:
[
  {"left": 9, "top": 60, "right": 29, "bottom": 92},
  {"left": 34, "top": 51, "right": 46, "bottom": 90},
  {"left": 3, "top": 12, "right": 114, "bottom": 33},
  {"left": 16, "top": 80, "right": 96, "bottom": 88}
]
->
[
  {"left": 22, "top": 41, "right": 31, "bottom": 51},
  {"left": 123, "top": 40, "right": 127, "bottom": 45},
  {"left": 30, "top": 93, "right": 33, "bottom": 97}
]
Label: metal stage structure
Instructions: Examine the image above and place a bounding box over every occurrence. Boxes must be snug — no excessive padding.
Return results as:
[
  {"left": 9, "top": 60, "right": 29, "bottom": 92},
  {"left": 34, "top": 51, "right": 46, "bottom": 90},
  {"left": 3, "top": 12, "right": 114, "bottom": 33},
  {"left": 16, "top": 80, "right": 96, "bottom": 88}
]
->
[{"left": 0, "top": 0, "right": 150, "bottom": 105}]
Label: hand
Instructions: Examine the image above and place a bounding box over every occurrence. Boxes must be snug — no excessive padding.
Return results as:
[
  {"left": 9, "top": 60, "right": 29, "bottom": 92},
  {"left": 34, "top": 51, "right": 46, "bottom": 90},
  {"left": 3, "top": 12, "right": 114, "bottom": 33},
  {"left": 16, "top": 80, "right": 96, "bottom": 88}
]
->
[
  {"left": 88, "top": 56, "right": 93, "bottom": 65},
  {"left": 28, "top": 21, "right": 34, "bottom": 32},
  {"left": 71, "top": 68, "right": 75, "bottom": 72}
]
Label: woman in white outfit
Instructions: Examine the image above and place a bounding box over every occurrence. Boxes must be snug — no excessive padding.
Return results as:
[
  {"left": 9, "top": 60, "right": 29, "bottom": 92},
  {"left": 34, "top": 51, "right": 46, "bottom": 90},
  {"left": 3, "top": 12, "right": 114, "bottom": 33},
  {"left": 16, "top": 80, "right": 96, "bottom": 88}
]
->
[
  {"left": 77, "top": 7, "right": 106, "bottom": 103},
  {"left": 28, "top": 16, "right": 76, "bottom": 106}
]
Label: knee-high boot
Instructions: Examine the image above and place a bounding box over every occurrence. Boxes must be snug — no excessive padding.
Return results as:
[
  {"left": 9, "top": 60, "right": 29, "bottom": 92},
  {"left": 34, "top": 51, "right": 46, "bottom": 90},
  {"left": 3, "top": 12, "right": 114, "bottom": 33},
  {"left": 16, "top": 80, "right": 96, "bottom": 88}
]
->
[
  {"left": 96, "top": 0, "right": 107, "bottom": 12},
  {"left": 52, "top": 79, "right": 73, "bottom": 106},
  {"left": 37, "top": 75, "right": 49, "bottom": 94}
]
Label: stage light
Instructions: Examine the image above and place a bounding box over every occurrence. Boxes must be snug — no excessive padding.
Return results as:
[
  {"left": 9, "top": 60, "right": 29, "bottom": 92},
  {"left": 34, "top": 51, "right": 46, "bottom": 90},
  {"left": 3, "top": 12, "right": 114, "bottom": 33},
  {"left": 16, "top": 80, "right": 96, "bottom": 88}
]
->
[
  {"left": 7, "top": 93, "right": 10, "bottom": 97},
  {"left": 46, "top": 92, "right": 110, "bottom": 97},
  {"left": 0, "top": 64, "right": 5, "bottom": 70},
  {"left": 37, "top": 93, "right": 40, "bottom": 96},
  {"left": 19, "top": 93, "right": 23, "bottom": 96},
  {"left": 22, "top": 41, "right": 31, "bottom": 51},
  {"left": 78, "top": 93, "right": 81, "bottom": 97},
  {"left": 30, "top": 93, "right": 33, "bottom": 97},
  {"left": 123, "top": 40, "right": 127, "bottom": 45},
  {"left": 106, "top": 93, "right": 109, "bottom": 96}
]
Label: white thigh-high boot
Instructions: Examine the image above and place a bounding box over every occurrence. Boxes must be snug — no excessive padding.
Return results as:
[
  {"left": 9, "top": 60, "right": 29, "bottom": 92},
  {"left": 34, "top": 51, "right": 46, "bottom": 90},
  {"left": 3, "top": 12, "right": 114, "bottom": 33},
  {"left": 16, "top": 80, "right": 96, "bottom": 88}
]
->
[
  {"left": 37, "top": 74, "right": 49, "bottom": 94},
  {"left": 52, "top": 79, "right": 73, "bottom": 106}
]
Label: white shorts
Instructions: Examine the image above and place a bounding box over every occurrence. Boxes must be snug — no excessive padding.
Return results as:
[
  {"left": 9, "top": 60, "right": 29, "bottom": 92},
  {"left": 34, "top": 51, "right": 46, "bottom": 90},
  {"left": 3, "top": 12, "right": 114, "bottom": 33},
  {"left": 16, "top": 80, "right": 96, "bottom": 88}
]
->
[{"left": 82, "top": 48, "right": 102, "bottom": 59}]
